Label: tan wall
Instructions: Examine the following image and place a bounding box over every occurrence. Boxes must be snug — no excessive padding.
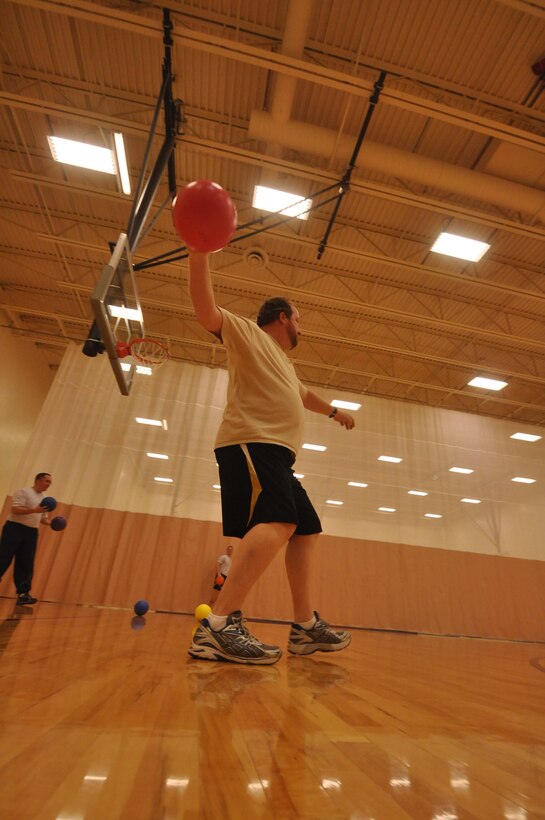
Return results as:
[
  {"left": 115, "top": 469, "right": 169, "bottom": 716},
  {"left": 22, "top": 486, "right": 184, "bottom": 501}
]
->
[
  {"left": 2, "top": 500, "right": 543, "bottom": 643},
  {"left": 0, "top": 327, "right": 55, "bottom": 499}
]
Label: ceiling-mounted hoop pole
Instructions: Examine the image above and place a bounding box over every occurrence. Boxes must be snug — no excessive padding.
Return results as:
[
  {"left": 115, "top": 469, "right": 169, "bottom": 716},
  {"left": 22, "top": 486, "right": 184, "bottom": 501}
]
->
[
  {"left": 84, "top": 8, "right": 179, "bottom": 358},
  {"left": 162, "top": 7, "right": 179, "bottom": 200},
  {"left": 316, "top": 69, "right": 387, "bottom": 260},
  {"left": 127, "top": 7, "right": 179, "bottom": 252},
  {"left": 126, "top": 61, "right": 170, "bottom": 246}
]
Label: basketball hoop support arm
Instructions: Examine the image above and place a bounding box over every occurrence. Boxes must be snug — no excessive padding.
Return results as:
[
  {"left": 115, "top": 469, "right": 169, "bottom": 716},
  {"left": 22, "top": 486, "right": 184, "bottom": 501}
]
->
[
  {"left": 127, "top": 8, "right": 180, "bottom": 254},
  {"left": 316, "top": 70, "right": 387, "bottom": 261},
  {"left": 84, "top": 8, "right": 181, "bottom": 362}
]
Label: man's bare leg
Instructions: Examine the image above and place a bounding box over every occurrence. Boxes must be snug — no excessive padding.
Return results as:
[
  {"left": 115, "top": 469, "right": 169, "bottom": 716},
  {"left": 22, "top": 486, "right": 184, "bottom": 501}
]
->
[
  {"left": 213, "top": 521, "right": 295, "bottom": 616},
  {"left": 285, "top": 532, "right": 319, "bottom": 622}
]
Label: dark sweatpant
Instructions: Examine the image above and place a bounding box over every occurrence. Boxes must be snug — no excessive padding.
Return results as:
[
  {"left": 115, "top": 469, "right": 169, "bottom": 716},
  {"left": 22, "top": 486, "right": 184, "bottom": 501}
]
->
[{"left": 0, "top": 521, "right": 39, "bottom": 594}]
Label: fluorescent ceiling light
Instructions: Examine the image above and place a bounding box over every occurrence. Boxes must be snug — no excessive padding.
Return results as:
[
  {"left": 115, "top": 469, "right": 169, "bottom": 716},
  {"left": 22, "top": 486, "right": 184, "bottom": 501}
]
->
[
  {"left": 378, "top": 507, "right": 396, "bottom": 513},
  {"left": 302, "top": 443, "right": 327, "bottom": 452},
  {"left": 348, "top": 481, "right": 368, "bottom": 488},
  {"left": 326, "top": 499, "right": 343, "bottom": 506},
  {"left": 120, "top": 362, "right": 152, "bottom": 375},
  {"left": 431, "top": 232, "right": 490, "bottom": 262},
  {"left": 47, "top": 135, "right": 116, "bottom": 174},
  {"left": 408, "top": 490, "right": 428, "bottom": 496},
  {"left": 213, "top": 484, "right": 221, "bottom": 489},
  {"left": 253, "top": 185, "right": 312, "bottom": 220},
  {"left": 331, "top": 400, "right": 362, "bottom": 411},
  {"left": 511, "top": 476, "right": 536, "bottom": 484},
  {"left": 113, "top": 132, "right": 131, "bottom": 195},
  {"left": 511, "top": 432, "right": 541, "bottom": 442},
  {"left": 154, "top": 477, "right": 173, "bottom": 483},
  {"left": 147, "top": 452, "right": 168, "bottom": 460},
  {"left": 378, "top": 455, "right": 402, "bottom": 463},
  {"left": 135, "top": 417, "right": 163, "bottom": 426},
  {"left": 294, "top": 473, "right": 305, "bottom": 479},
  {"left": 108, "top": 305, "right": 142, "bottom": 322},
  {"left": 461, "top": 497, "right": 481, "bottom": 504},
  {"left": 449, "top": 467, "right": 474, "bottom": 474},
  {"left": 467, "top": 376, "right": 507, "bottom": 391},
  {"left": 425, "top": 513, "right": 442, "bottom": 519}
]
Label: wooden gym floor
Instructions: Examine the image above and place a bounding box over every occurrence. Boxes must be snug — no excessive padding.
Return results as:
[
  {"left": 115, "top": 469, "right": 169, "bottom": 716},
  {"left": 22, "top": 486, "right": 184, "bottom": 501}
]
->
[{"left": 0, "top": 598, "right": 544, "bottom": 819}]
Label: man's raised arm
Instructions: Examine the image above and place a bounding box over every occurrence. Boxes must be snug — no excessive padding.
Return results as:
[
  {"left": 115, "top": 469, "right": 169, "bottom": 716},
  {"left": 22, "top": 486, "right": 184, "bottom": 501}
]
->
[{"left": 188, "top": 251, "right": 223, "bottom": 336}]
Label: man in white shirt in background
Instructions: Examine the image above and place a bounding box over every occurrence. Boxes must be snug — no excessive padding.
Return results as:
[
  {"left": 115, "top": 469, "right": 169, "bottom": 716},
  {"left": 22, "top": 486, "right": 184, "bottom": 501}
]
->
[{"left": 0, "top": 472, "right": 53, "bottom": 605}]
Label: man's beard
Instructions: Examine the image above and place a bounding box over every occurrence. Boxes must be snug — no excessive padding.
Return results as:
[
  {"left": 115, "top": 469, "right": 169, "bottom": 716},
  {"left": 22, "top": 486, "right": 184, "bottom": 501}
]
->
[{"left": 289, "top": 330, "right": 299, "bottom": 349}]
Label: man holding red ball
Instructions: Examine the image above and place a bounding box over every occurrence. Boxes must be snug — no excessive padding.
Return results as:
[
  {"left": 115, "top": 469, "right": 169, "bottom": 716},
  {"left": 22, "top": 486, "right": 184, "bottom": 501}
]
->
[{"left": 187, "top": 250, "right": 355, "bottom": 666}]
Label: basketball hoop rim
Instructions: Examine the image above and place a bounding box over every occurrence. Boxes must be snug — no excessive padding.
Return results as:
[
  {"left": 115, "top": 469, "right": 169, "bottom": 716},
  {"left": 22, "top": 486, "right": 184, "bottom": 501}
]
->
[{"left": 116, "top": 337, "right": 170, "bottom": 367}]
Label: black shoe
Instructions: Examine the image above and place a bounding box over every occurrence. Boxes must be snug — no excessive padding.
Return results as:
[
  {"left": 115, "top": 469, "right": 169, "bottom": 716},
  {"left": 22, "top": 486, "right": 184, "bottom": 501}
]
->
[{"left": 16, "top": 593, "right": 38, "bottom": 605}]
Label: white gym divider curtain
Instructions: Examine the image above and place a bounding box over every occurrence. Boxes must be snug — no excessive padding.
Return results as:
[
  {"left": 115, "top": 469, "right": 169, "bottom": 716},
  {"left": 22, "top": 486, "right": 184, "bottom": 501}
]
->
[{"left": 2, "top": 342, "right": 545, "bottom": 640}]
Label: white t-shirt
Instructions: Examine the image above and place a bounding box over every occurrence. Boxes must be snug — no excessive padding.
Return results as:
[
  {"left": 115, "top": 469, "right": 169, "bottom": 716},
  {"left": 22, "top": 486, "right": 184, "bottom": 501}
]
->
[
  {"left": 214, "top": 309, "right": 308, "bottom": 455},
  {"left": 217, "top": 554, "right": 232, "bottom": 576},
  {"left": 8, "top": 487, "right": 47, "bottom": 529}
]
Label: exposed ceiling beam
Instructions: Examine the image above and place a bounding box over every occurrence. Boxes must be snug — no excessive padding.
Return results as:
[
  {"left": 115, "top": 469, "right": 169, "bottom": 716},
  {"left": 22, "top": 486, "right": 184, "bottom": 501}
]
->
[{"left": 9, "top": 0, "right": 545, "bottom": 153}]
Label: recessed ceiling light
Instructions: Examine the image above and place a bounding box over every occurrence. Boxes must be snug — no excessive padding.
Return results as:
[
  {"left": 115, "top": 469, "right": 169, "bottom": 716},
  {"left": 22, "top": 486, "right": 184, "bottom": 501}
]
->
[
  {"left": 331, "top": 400, "right": 362, "bottom": 411},
  {"left": 511, "top": 476, "right": 536, "bottom": 484},
  {"left": 48, "top": 135, "right": 116, "bottom": 174},
  {"left": 425, "top": 513, "right": 442, "bottom": 519},
  {"left": 135, "top": 417, "right": 163, "bottom": 426},
  {"left": 408, "top": 490, "right": 428, "bottom": 496},
  {"left": 294, "top": 473, "right": 305, "bottom": 479},
  {"left": 467, "top": 376, "right": 507, "bottom": 391},
  {"left": 253, "top": 185, "right": 312, "bottom": 220},
  {"left": 510, "top": 432, "right": 541, "bottom": 442},
  {"left": 461, "top": 498, "right": 481, "bottom": 504},
  {"left": 431, "top": 232, "right": 490, "bottom": 262},
  {"left": 213, "top": 484, "right": 221, "bottom": 489},
  {"left": 154, "top": 477, "right": 173, "bottom": 483},
  {"left": 326, "top": 499, "right": 343, "bottom": 506},
  {"left": 449, "top": 467, "right": 474, "bottom": 474},
  {"left": 147, "top": 452, "right": 169, "bottom": 459},
  {"left": 302, "top": 443, "right": 327, "bottom": 452},
  {"left": 348, "top": 481, "right": 368, "bottom": 488},
  {"left": 378, "top": 455, "right": 402, "bottom": 463},
  {"left": 378, "top": 507, "right": 396, "bottom": 513}
]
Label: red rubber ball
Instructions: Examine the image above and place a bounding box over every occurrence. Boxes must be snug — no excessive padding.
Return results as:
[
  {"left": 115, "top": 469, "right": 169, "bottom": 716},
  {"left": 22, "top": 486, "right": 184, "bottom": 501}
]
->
[{"left": 172, "top": 180, "right": 237, "bottom": 253}]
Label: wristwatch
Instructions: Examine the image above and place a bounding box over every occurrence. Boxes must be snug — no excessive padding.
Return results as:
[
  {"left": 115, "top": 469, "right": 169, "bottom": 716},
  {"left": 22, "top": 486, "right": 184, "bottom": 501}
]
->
[{"left": 328, "top": 407, "right": 338, "bottom": 418}]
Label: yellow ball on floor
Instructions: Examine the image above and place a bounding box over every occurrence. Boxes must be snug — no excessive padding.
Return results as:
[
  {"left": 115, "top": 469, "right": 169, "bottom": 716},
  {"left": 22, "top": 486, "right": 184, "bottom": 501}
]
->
[{"left": 194, "top": 603, "right": 212, "bottom": 621}]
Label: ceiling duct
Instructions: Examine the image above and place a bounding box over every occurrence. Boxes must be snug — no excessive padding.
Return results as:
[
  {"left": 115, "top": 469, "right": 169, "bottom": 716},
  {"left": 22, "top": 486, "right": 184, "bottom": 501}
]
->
[{"left": 249, "top": 111, "right": 545, "bottom": 222}]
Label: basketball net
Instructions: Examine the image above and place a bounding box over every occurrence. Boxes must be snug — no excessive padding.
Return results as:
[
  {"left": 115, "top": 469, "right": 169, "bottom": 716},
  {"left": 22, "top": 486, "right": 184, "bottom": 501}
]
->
[{"left": 116, "top": 338, "right": 170, "bottom": 369}]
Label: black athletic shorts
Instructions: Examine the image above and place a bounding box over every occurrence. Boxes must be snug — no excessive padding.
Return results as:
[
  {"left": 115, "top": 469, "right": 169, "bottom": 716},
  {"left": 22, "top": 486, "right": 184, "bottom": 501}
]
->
[{"left": 215, "top": 443, "right": 322, "bottom": 539}]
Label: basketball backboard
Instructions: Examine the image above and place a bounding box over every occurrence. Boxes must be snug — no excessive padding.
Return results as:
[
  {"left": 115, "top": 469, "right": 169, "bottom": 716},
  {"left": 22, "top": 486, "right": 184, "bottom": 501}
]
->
[{"left": 90, "top": 232, "right": 144, "bottom": 395}]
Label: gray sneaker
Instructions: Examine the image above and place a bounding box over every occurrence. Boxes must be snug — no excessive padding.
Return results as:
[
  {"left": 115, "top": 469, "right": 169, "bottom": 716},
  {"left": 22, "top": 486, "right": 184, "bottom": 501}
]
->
[
  {"left": 188, "top": 610, "right": 282, "bottom": 665},
  {"left": 287, "top": 612, "right": 351, "bottom": 655}
]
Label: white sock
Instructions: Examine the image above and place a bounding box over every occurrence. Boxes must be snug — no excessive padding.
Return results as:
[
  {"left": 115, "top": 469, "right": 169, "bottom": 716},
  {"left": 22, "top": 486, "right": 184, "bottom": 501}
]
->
[
  {"left": 208, "top": 613, "right": 228, "bottom": 631},
  {"left": 296, "top": 615, "right": 317, "bottom": 630}
]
